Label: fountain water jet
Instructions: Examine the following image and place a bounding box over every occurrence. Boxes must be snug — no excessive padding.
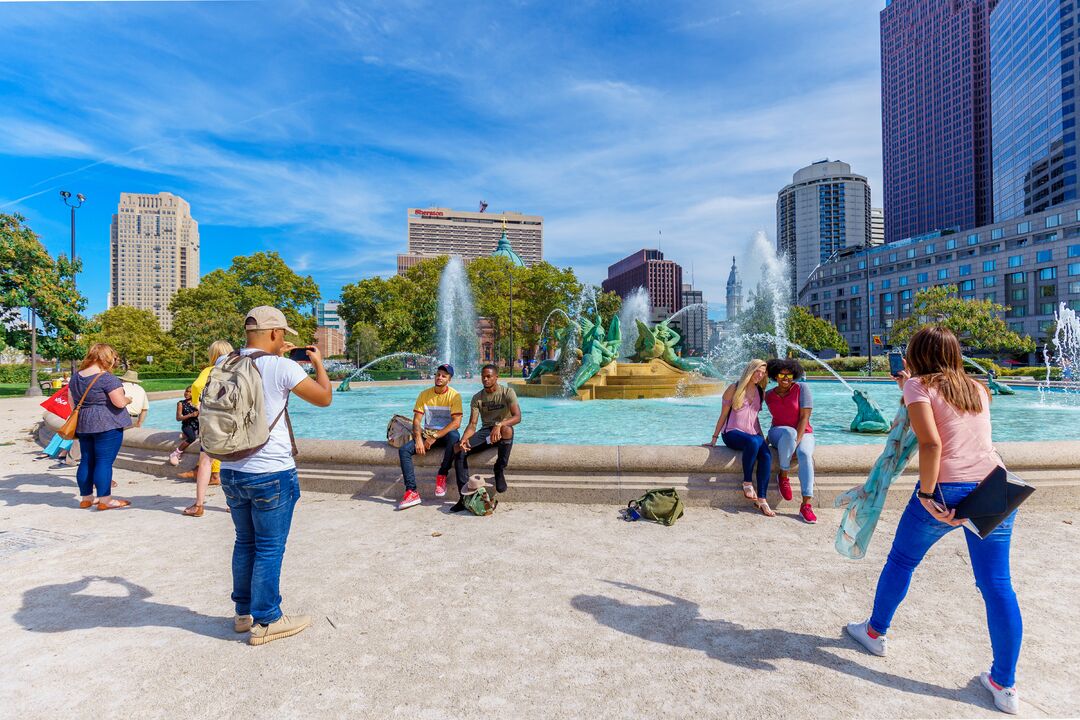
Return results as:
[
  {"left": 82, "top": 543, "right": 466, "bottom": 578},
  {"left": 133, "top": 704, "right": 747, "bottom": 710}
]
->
[
  {"left": 436, "top": 255, "right": 479, "bottom": 373},
  {"left": 1041, "top": 301, "right": 1080, "bottom": 404},
  {"left": 618, "top": 287, "right": 651, "bottom": 359},
  {"left": 337, "top": 352, "right": 438, "bottom": 391}
]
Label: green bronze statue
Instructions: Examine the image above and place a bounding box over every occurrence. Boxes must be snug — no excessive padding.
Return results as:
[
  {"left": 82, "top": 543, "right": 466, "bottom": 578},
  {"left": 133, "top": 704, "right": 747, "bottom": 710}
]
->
[
  {"left": 850, "top": 389, "right": 891, "bottom": 434},
  {"left": 986, "top": 374, "right": 1015, "bottom": 395},
  {"left": 570, "top": 315, "right": 621, "bottom": 392}
]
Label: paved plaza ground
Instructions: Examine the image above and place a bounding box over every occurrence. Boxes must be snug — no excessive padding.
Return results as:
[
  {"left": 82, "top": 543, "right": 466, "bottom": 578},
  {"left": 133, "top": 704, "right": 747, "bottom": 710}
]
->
[{"left": 1, "top": 397, "right": 1078, "bottom": 719}]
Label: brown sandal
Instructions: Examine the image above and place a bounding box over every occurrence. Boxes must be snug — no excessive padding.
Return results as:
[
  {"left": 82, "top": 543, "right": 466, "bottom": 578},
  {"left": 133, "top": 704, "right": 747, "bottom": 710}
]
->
[
  {"left": 182, "top": 504, "right": 204, "bottom": 517},
  {"left": 208, "top": 473, "right": 221, "bottom": 486},
  {"left": 79, "top": 499, "right": 94, "bottom": 509},
  {"left": 96, "top": 499, "right": 131, "bottom": 511}
]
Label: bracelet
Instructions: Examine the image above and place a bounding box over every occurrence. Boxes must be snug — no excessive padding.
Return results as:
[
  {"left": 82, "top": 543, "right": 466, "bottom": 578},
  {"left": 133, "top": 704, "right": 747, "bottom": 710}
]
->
[{"left": 916, "top": 490, "right": 937, "bottom": 500}]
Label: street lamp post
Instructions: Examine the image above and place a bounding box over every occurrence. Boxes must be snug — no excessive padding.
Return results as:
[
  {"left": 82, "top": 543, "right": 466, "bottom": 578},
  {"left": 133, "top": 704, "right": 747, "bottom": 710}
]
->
[{"left": 60, "top": 191, "right": 85, "bottom": 374}]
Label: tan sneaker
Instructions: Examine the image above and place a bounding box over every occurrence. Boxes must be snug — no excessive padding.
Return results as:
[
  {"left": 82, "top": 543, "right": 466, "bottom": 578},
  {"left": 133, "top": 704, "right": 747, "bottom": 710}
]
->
[
  {"left": 234, "top": 614, "right": 253, "bottom": 633},
  {"left": 248, "top": 614, "right": 311, "bottom": 646}
]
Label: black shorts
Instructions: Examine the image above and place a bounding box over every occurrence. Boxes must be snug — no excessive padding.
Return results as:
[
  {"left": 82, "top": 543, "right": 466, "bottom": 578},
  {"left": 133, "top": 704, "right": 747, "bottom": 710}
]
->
[{"left": 181, "top": 425, "right": 198, "bottom": 444}]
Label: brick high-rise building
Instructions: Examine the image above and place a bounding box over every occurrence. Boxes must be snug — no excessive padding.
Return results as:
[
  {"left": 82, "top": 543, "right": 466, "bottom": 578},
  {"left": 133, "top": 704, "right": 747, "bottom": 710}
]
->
[
  {"left": 109, "top": 192, "right": 199, "bottom": 330},
  {"left": 601, "top": 249, "right": 683, "bottom": 317},
  {"left": 880, "top": 0, "right": 997, "bottom": 244},
  {"left": 397, "top": 207, "right": 542, "bottom": 274}
]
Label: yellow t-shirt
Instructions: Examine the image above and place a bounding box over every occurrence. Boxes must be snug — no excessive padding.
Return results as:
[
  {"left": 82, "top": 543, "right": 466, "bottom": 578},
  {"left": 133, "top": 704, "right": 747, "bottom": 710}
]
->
[
  {"left": 190, "top": 365, "right": 214, "bottom": 407},
  {"left": 413, "top": 386, "right": 463, "bottom": 430}
]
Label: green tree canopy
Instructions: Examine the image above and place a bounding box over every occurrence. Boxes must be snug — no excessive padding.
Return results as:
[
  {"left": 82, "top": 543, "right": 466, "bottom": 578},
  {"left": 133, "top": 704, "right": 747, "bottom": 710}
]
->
[
  {"left": 890, "top": 285, "right": 1036, "bottom": 353},
  {"left": 349, "top": 322, "right": 383, "bottom": 366},
  {"left": 88, "top": 306, "right": 182, "bottom": 370},
  {"left": 787, "top": 305, "right": 849, "bottom": 355},
  {"left": 0, "top": 213, "right": 88, "bottom": 388},
  {"left": 170, "top": 251, "right": 321, "bottom": 363}
]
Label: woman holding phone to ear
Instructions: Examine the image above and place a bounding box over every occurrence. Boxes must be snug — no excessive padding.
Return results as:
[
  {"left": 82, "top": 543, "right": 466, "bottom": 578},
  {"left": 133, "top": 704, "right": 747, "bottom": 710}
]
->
[{"left": 845, "top": 326, "right": 1023, "bottom": 715}]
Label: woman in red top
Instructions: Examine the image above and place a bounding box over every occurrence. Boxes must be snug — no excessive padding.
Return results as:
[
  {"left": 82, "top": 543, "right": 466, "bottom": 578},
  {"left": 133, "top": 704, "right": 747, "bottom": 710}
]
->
[{"left": 764, "top": 359, "right": 816, "bottom": 523}]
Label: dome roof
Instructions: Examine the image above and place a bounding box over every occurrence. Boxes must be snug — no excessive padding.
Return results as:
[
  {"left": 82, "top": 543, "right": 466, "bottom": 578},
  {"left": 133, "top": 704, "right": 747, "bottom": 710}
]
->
[{"left": 492, "top": 230, "right": 526, "bottom": 267}]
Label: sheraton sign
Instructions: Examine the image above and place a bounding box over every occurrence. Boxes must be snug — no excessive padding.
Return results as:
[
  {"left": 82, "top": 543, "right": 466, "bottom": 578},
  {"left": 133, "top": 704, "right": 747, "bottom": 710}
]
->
[{"left": 412, "top": 209, "right": 445, "bottom": 218}]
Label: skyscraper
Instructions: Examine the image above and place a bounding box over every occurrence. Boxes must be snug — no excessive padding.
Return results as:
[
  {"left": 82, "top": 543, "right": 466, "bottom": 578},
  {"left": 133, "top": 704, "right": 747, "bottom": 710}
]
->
[
  {"left": 601, "top": 249, "right": 683, "bottom": 317},
  {"left": 109, "top": 192, "right": 199, "bottom": 330},
  {"left": 991, "top": 0, "right": 1080, "bottom": 220},
  {"left": 870, "top": 208, "right": 885, "bottom": 246},
  {"left": 880, "top": 0, "right": 996, "bottom": 244},
  {"left": 725, "top": 256, "right": 743, "bottom": 321},
  {"left": 678, "top": 283, "right": 707, "bottom": 355},
  {"left": 397, "top": 207, "right": 542, "bottom": 274},
  {"left": 777, "top": 160, "right": 872, "bottom": 301}
]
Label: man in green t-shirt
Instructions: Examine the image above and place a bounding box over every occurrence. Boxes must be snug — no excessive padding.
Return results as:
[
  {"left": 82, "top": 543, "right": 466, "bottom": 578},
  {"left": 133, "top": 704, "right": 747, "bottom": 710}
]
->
[{"left": 450, "top": 364, "right": 522, "bottom": 512}]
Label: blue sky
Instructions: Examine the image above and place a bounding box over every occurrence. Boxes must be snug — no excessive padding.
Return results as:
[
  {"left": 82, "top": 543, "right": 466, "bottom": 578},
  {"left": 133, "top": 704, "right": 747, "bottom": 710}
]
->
[{"left": 0, "top": 0, "right": 884, "bottom": 317}]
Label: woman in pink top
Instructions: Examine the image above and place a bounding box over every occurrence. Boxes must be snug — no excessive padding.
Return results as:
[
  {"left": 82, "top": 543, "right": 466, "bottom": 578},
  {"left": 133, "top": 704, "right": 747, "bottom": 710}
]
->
[
  {"left": 707, "top": 359, "right": 774, "bottom": 516},
  {"left": 764, "top": 358, "right": 817, "bottom": 524},
  {"left": 846, "top": 326, "right": 1023, "bottom": 715}
]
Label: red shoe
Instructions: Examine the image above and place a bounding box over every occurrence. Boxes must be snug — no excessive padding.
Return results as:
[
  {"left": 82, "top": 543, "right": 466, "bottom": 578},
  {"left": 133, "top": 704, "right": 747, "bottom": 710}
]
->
[
  {"left": 397, "top": 490, "right": 421, "bottom": 510},
  {"left": 435, "top": 475, "right": 447, "bottom": 497},
  {"left": 777, "top": 473, "right": 793, "bottom": 502},
  {"left": 800, "top": 502, "right": 817, "bottom": 524}
]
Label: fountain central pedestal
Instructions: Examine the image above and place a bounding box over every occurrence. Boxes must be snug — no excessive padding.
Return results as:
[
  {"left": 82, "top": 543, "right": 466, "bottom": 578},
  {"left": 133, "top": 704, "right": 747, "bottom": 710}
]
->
[{"left": 510, "top": 358, "right": 725, "bottom": 401}]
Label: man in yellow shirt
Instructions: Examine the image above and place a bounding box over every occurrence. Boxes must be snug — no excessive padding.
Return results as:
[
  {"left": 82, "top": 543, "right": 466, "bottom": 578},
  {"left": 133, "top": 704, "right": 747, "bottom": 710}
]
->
[{"left": 397, "top": 364, "right": 462, "bottom": 510}]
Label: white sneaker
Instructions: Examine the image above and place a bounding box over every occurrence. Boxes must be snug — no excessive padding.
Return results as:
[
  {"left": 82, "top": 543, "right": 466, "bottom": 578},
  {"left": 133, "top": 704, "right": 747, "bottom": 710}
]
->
[
  {"left": 846, "top": 620, "right": 887, "bottom": 656},
  {"left": 168, "top": 449, "right": 182, "bottom": 466},
  {"left": 980, "top": 671, "right": 1019, "bottom": 715}
]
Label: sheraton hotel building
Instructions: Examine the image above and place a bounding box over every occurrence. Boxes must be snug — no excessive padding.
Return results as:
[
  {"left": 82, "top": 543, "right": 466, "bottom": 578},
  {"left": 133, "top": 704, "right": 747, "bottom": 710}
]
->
[{"left": 803, "top": 0, "right": 1080, "bottom": 359}]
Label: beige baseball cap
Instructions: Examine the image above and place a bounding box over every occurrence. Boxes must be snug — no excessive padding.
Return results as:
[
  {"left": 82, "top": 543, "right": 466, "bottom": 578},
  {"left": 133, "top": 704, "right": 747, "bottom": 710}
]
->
[{"left": 244, "top": 306, "right": 298, "bottom": 335}]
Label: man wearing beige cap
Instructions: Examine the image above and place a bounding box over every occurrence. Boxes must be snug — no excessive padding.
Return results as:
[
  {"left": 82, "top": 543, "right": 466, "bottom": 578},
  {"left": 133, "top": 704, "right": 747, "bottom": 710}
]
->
[
  {"left": 120, "top": 370, "right": 148, "bottom": 428},
  {"left": 215, "top": 305, "right": 333, "bottom": 646}
]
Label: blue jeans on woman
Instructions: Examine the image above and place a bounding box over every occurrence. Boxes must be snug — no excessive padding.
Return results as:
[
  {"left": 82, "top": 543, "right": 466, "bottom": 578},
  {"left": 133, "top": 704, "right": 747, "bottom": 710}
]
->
[
  {"left": 721, "top": 429, "right": 771, "bottom": 498},
  {"left": 869, "top": 483, "right": 1022, "bottom": 687},
  {"left": 766, "top": 426, "right": 816, "bottom": 498},
  {"left": 220, "top": 467, "right": 300, "bottom": 626},
  {"left": 75, "top": 428, "right": 124, "bottom": 498}
]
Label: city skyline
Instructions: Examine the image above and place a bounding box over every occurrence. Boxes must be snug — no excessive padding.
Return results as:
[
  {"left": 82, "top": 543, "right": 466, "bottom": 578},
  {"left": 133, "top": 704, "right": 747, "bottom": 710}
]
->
[{"left": 0, "top": 1, "right": 884, "bottom": 317}]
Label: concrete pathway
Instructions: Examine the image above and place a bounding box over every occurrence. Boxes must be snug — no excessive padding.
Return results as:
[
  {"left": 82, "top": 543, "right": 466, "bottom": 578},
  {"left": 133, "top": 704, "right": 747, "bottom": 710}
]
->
[{"left": 1, "top": 397, "right": 1077, "bottom": 719}]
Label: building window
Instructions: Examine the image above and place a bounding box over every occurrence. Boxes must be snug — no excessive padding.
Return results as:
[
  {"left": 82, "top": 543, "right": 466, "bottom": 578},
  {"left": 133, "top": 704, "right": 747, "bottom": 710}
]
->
[
  {"left": 991, "top": 228, "right": 1004, "bottom": 240},
  {"left": 1009, "top": 272, "right": 1026, "bottom": 283},
  {"left": 906, "top": 248, "right": 916, "bottom": 259},
  {"left": 1008, "top": 255, "right": 1023, "bottom": 268},
  {"left": 1037, "top": 250, "right": 1053, "bottom": 263},
  {"left": 946, "top": 239, "right": 957, "bottom": 250},
  {"left": 1039, "top": 285, "right": 1056, "bottom": 298},
  {"left": 937, "top": 268, "right": 949, "bottom": 280},
  {"left": 917, "top": 272, "right": 929, "bottom": 283},
  {"left": 959, "top": 264, "right": 972, "bottom": 276},
  {"left": 899, "top": 276, "right": 909, "bottom": 286},
  {"left": 983, "top": 260, "right": 996, "bottom": 272},
  {"left": 1010, "top": 287, "right": 1027, "bottom": 302},
  {"left": 881, "top": 279, "right": 891, "bottom": 289},
  {"left": 1039, "top": 267, "right": 1057, "bottom": 280},
  {"left": 1046, "top": 213, "right": 1062, "bottom": 228},
  {"left": 850, "top": 285, "right": 859, "bottom": 295},
  {"left": 1009, "top": 322, "right": 1025, "bottom": 332},
  {"left": 1069, "top": 244, "right": 1080, "bottom": 258},
  {"left": 967, "top": 233, "right": 979, "bottom": 245},
  {"left": 984, "top": 292, "right": 997, "bottom": 302},
  {"left": 1017, "top": 221, "right": 1031, "bottom": 234},
  {"left": 960, "top": 280, "right": 975, "bottom": 291},
  {"left": 1069, "top": 263, "right": 1080, "bottom": 276},
  {"left": 1071, "top": 281, "right": 1080, "bottom": 294},
  {"left": 925, "top": 243, "right": 936, "bottom": 254},
  {"left": 983, "top": 275, "right": 996, "bottom": 288}
]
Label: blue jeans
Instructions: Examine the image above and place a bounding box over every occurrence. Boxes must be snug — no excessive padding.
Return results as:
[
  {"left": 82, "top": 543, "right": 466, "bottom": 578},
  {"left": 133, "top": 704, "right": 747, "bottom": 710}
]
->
[
  {"left": 220, "top": 468, "right": 300, "bottom": 625},
  {"left": 721, "top": 430, "right": 771, "bottom": 498},
  {"left": 398, "top": 430, "right": 460, "bottom": 492},
  {"left": 75, "top": 428, "right": 124, "bottom": 498},
  {"left": 869, "top": 484, "right": 1022, "bottom": 687},
  {"left": 766, "top": 426, "right": 815, "bottom": 498}
]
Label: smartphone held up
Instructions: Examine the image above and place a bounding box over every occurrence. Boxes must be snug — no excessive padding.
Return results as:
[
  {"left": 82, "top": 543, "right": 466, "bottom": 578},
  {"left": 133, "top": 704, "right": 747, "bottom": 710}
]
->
[
  {"left": 289, "top": 346, "right": 314, "bottom": 363},
  {"left": 888, "top": 350, "right": 904, "bottom": 377}
]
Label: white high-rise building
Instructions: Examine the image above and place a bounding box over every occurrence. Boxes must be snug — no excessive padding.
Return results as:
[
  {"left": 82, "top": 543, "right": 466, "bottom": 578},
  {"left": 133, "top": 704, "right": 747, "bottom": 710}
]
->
[
  {"left": 870, "top": 207, "right": 885, "bottom": 246},
  {"left": 110, "top": 192, "right": 200, "bottom": 330},
  {"left": 777, "top": 160, "right": 872, "bottom": 302}
]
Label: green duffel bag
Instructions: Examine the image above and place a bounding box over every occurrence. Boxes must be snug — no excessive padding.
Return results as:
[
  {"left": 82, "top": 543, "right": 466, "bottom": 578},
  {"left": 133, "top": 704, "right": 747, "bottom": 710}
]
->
[{"left": 629, "top": 487, "right": 685, "bottom": 526}]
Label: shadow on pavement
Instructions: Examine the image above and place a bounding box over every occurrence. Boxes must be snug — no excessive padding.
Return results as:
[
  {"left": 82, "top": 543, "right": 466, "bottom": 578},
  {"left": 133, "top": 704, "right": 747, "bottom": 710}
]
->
[
  {"left": 571, "top": 581, "right": 992, "bottom": 711},
  {"left": 14, "top": 576, "right": 230, "bottom": 640},
  {"left": 0, "top": 473, "right": 206, "bottom": 514}
]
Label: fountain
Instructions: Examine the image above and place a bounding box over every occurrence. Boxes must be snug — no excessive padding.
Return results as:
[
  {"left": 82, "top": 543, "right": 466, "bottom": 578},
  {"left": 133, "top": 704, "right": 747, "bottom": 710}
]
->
[
  {"left": 337, "top": 352, "right": 438, "bottom": 391},
  {"left": 961, "top": 355, "right": 1015, "bottom": 395},
  {"left": 1041, "top": 301, "right": 1080, "bottom": 403},
  {"left": 436, "top": 255, "right": 479, "bottom": 374},
  {"left": 618, "top": 287, "right": 651, "bottom": 359}
]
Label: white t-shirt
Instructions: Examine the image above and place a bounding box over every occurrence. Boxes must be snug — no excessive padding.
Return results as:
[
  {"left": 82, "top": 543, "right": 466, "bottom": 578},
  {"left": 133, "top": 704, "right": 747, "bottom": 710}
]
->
[
  {"left": 123, "top": 382, "right": 149, "bottom": 420},
  {"left": 218, "top": 349, "right": 310, "bottom": 474}
]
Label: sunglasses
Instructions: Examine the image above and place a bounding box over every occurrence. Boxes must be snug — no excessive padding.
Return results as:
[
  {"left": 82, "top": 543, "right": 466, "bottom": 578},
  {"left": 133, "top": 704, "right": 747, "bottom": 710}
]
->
[{"left": 776, "top": 372, "right": 794, "bottom": 379}]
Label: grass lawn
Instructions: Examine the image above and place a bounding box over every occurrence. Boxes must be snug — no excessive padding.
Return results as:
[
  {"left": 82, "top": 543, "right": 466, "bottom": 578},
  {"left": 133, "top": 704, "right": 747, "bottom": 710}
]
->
[
  {"left": 0, "top": 383, "right": 31, "bottom": 398},
  {"left": 141, "top": 377, "right": 197, "bottom": 392}
]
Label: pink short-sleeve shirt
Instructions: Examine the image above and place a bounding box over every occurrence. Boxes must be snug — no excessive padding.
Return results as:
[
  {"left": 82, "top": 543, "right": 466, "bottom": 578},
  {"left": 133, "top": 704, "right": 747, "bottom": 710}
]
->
[{"left": 902, "top": 376, "right": 997, "bottom": 484}]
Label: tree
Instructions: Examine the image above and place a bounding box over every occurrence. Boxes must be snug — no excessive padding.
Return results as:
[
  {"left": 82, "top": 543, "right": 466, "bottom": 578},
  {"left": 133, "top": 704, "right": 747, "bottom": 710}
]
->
[
  {"left": 89, "top": 306, "right": 181, "bottom": 370},
  {"left": 170, "top": 251, "right": 321, "bottom": 364},
  {"left": 787, "top": 306, "right": 849, "bottom": 354},
  {"left": 0, "top": 214, "right": 87, "bottom": 393},
  {"left": 890, "top": 285, "right": 1036, "bottom": 353},
  {"left": 349, "top": 322, "right": 383, "bottom": 366}
]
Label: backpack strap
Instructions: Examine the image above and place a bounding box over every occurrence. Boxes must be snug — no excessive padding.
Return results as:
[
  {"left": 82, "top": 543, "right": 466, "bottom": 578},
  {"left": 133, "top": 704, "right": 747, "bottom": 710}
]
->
[{"left": 238, "top": 349, "right": 299, "bottom": 457}]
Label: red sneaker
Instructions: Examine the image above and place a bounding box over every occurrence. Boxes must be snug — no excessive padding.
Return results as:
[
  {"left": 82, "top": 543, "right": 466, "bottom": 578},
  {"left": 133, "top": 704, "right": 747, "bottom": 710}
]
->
[
  {"left": 398, "top": 490, "right": 421, "bottom": 510},
  {"left": 435, "top": 475, "right": 447, "bottom": 497},
  {"left": 777, "top": 473, "right": 793, "bottom": 502},
  {"left": 800, "top": 502, "right": 817, "bottom": 524}
]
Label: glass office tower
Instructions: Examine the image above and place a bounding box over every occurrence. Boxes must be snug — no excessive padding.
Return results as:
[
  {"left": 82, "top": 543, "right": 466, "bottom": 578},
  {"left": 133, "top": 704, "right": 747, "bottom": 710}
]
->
[{"left": 991, "top": 0, "right": 1080, "bottom": 221}]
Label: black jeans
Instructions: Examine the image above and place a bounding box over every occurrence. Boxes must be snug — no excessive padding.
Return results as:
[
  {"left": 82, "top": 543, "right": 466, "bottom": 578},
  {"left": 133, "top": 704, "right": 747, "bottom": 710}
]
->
[{"left": 453, "top": 426, "right": 513, "bottom": 494}]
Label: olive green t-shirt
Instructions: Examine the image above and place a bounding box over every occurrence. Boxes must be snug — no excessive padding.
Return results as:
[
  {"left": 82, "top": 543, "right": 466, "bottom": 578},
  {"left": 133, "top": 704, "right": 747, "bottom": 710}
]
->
[{"left": 471, "top": 384, "right": 518, "bottom": 429}]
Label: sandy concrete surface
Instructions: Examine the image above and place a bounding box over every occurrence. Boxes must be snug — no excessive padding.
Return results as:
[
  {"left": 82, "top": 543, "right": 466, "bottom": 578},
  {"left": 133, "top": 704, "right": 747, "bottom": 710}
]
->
[{"left": 1, "top": 397, "right": 1078, "bottom": 720}]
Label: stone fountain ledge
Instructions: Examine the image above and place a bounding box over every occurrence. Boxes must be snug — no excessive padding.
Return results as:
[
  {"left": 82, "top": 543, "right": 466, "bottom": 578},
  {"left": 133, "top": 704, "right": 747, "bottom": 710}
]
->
[{"left": 37, "top": 415, "right": 1080, "bottom": 510}]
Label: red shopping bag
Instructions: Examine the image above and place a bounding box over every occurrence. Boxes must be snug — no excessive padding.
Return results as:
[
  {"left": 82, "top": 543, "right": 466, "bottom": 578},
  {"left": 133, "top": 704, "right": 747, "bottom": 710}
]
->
[{"left": 40, "top": 385, "right": 72, "bottom": 419}]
